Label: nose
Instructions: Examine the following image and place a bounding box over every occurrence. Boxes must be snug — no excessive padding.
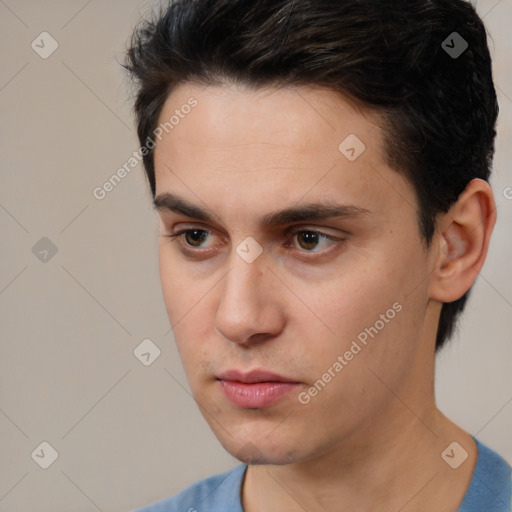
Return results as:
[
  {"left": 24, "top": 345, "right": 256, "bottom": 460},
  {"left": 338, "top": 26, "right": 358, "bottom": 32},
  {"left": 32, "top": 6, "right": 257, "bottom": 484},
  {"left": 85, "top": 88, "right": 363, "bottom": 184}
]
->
[{"left": 214, "top": 250, "right": 285, "bottom": 346}]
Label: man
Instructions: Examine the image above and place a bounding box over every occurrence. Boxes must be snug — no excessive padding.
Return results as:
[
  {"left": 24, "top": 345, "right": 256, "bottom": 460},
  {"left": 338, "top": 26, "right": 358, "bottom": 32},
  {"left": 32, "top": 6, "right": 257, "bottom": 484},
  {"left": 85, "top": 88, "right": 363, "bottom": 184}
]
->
[{"left": 124, "top": 0, "right": 511, "bottom": 510}]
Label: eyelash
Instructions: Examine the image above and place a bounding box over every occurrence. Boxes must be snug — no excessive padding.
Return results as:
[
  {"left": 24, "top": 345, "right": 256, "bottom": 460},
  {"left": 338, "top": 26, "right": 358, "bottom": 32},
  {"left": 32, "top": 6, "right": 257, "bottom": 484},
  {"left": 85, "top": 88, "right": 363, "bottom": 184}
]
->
[{"left": 165, "top": 227, "right": 345, "bottom": 257}]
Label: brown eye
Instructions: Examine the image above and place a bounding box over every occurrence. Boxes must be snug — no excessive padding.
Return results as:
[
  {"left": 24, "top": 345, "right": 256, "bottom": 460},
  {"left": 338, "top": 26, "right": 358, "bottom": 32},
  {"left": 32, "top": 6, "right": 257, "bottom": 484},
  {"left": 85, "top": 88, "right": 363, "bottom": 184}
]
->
[
  {"left": 291, "top": 230, "right": 339, "bottom": 252},
  {"left": 296, "top": 231, "right": 321, "bottom": 251},
  {"left": 183, "top": 229, "right": 209, "bottom": 247}
]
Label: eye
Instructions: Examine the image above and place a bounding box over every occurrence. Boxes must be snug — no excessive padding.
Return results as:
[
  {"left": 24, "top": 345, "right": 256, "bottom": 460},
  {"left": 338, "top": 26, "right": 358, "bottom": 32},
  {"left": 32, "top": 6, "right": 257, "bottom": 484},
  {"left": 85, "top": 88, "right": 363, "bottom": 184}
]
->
[
  {"left": 166, "top": 227, "right": 344, "bottom": 255},
  {"left": 167, "top": 228, "right": 213, "bottom": 248},
  {"left": 288, "top": 229, "right": 341, "bottom": 252}
]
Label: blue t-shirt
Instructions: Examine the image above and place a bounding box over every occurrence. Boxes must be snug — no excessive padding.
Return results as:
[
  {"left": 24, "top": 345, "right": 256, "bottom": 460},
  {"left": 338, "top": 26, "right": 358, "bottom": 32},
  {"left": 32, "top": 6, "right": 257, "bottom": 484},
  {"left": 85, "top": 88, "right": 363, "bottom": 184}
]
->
[{"left": 134, "top": 439, "right": 511, "bottom": 512}]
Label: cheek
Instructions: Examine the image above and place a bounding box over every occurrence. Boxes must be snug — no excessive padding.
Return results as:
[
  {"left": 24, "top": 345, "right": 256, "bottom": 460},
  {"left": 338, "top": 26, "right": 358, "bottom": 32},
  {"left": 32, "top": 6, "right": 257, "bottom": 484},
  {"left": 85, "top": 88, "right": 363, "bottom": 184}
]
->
[
  {"left": 303, "top": 262, "right": 398, "bottom": 339},
  {"left": 158, "top": 248, "right": 221, "bottom": 372},
  {"left": 299, "top": 243, "right": 426, "bottom": 371},
  {"left": 159, "top": 252, "right": 181, "bottom": 322},
  {"left": 159, "top": 246, "right": 203, "bottom": 321},
  {"left": 159, "top": 249, "right": 199, "bottom": 354}
]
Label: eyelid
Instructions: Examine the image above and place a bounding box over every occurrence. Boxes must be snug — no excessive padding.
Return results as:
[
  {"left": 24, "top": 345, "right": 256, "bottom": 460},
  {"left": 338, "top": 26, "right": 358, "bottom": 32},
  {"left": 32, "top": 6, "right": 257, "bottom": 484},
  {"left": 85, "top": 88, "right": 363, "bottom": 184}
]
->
[
  {"left": 166, "top": 224, "right": 344, "bottom": 241},
  {"left": 166, "top": 227, "right": 217, "bottom": 249},
  {"left": 166, "top": 224, "right": 346, "bottom": 256},
  {"left": 167, "top": 221, "right": 346, "bottom": 237},
  {"left": 287, "top": 225, "right": 345, "bottom": 238},
  {"left": 285, "top": 227, "right": 345, "bottom": 255}
]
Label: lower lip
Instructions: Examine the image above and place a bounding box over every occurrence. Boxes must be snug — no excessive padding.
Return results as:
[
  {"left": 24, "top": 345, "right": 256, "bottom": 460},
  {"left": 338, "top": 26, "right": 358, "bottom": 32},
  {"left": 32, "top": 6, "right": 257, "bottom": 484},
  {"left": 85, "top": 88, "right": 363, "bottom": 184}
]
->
[{"left": 219, "top": 380, "right": 298, "bottom": 408}]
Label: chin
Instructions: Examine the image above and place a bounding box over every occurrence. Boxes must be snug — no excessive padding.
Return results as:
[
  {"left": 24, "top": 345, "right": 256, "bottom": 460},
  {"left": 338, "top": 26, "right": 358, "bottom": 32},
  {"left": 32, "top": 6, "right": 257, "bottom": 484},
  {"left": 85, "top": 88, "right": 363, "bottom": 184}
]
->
[
  {"left": 212, "top": 427, "right": 305, "bottom": 465},
  {"left": 195, "top": 390, "right": 314, "bottom": 464}
]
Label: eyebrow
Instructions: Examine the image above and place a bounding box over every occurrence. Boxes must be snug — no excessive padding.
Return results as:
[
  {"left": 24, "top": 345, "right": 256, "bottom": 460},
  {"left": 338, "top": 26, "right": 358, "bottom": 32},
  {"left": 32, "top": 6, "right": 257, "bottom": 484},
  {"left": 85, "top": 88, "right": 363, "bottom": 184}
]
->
[{"left": 153, "top": 192, "right": 370, "bottom": 227}]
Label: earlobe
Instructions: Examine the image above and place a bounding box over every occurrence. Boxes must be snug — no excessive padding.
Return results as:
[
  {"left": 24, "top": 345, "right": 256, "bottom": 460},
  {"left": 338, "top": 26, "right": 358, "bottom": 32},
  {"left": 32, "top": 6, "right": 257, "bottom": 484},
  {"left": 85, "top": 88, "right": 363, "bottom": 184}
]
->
[{"left": 429, "top": 179, "right": 496, "bottom": 303}]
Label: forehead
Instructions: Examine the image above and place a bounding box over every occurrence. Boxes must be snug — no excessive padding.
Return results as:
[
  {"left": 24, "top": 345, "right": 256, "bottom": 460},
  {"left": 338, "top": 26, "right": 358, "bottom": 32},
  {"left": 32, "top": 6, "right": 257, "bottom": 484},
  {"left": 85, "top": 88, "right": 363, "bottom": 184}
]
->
[
  {"left": 155, "top": 82, "right": 384, "bottom": 160},
  {"left": 152, "top": 83, "right": 415, "bottom": 228}
]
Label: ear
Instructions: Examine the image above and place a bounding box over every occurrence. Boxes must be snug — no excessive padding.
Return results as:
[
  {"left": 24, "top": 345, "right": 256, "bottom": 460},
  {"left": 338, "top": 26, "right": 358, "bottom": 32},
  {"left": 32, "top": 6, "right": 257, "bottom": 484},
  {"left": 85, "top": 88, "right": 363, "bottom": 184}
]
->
[{"left": 429, "top": 178, "right": 497, "bottom": 303}]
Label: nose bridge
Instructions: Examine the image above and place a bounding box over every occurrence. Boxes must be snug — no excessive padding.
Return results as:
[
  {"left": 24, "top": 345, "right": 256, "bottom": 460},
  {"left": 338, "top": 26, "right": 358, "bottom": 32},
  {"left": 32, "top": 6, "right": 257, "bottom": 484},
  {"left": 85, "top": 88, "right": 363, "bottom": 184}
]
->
[
  {"left": 215, "top": 245, "right": 280, "bottom": 344},
  {"left": 222, "top": 247, "right": 266, "bottom": 314}
]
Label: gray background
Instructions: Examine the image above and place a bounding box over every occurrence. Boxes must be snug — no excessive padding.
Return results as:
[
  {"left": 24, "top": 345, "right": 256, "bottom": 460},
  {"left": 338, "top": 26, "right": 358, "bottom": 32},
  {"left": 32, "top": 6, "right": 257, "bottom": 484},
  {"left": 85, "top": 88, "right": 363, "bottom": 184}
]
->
[{"left": 0, "top": 0, "right": 511, "bottom": 511}]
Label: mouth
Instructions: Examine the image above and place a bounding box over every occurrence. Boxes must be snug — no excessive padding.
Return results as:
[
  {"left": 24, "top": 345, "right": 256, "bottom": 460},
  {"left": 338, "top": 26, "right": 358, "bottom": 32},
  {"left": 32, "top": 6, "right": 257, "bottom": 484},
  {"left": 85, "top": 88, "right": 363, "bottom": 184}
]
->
[{"left": 216, "top": 369, "right": 301, "bottom": 409}]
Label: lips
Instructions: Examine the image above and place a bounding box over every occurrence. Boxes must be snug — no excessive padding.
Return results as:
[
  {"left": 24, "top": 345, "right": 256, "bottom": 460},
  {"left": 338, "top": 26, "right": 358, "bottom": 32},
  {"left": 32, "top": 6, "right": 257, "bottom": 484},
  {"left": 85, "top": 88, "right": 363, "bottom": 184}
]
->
[
  {"left": 218, "top": 369, "right": 298, "bottom": 384},
  {"left": 217, "top": 369, "right": 300, "bottom": 408}
]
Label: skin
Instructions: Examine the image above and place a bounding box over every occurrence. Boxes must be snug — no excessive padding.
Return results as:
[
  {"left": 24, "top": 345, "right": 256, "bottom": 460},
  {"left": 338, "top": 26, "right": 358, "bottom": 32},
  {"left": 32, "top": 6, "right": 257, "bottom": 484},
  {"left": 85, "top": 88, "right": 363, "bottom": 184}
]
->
[{"left": 153, "top": 82, "right": 496, "bottom": 512}]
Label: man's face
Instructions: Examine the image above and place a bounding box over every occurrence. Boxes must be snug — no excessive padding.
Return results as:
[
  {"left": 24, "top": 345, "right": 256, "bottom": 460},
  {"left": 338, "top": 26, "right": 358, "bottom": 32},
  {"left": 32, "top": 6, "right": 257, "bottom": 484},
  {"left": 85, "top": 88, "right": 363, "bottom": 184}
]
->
[{"left": 153, "top": 83, "right": 437, "bottom": 465}]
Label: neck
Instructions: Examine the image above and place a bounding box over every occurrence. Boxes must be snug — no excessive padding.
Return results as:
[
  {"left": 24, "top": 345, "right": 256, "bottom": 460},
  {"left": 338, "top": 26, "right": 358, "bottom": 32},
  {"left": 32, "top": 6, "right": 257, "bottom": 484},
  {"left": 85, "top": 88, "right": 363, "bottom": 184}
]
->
[{"left": 243, "top": 406, "right": 476, "bottom": 512}]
